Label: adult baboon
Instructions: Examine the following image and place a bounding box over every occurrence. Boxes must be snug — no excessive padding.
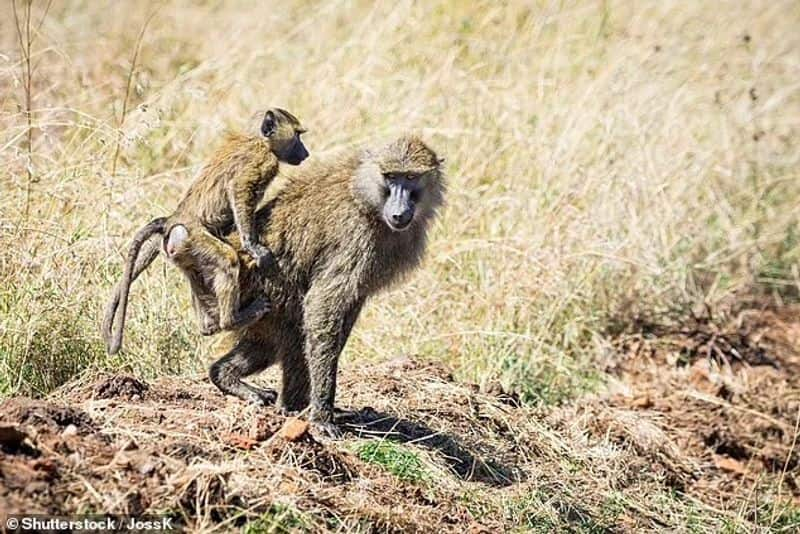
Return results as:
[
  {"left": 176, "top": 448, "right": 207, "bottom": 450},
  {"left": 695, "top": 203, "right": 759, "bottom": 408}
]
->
[
  {"left": 103, "top": 109, "right": 309, "bottom": 355},
  {"left": 167, "top": 135, "right": 445, "bottom": 437}
]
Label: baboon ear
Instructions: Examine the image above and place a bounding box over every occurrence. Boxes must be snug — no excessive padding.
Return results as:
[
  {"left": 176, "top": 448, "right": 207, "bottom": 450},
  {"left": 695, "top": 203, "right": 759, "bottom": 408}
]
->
[{"left": 261, "top": 110, "right": 276, "bottom": 137}]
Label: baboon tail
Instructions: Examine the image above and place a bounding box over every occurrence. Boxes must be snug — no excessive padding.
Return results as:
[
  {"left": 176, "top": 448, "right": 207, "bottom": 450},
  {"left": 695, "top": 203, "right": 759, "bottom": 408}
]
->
[{"left": 103, "top": 217, "right": 167, "bottom": 355}]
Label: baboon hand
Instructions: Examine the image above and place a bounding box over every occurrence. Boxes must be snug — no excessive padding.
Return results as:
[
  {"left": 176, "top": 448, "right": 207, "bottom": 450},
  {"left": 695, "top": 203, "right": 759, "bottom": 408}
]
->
[{"left": 244, "top": 241, "right": 276, "bottom": 271}]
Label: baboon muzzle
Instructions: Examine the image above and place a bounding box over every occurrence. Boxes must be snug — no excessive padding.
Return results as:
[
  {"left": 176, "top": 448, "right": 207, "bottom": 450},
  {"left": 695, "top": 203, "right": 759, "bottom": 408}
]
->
[
  {"left": 286, "top": 137, "right": 309, "bottom": 166},
  {"left": 384, "top": 182, "right": 414, "bottom": 230}
]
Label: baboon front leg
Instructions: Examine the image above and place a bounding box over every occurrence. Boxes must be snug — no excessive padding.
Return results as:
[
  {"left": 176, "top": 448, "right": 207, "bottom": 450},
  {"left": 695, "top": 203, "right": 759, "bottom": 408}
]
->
[
  {"left": 303, "top": 289, "right": 364, "bottom": 439},
  {"left": 209, "top": 338, "right": 278, "bottom": 406}
]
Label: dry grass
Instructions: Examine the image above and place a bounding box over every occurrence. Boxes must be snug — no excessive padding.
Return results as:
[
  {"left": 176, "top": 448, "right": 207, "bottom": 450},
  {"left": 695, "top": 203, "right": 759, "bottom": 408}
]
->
[
  {"left": 1, "top": 0, "right": 799, "bottom": 529},
  {"left": 2, "top": 0, "right": 799, "bottom": 395}
]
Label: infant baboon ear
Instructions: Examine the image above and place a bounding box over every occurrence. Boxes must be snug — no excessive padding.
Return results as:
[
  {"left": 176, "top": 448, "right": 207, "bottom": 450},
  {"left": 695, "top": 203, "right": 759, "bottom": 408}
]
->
[{"left": 261, "top": 110, "right": 276, "bottom": 137}]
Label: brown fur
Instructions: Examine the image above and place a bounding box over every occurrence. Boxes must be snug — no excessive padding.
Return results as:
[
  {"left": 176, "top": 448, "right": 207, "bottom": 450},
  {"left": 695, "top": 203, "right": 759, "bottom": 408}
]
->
[
  {"left": 102, "top": 109, "right": 308, "bottom": 355},
  {"left": 170, "top": 135, "right": 445, "bottom": 437}
]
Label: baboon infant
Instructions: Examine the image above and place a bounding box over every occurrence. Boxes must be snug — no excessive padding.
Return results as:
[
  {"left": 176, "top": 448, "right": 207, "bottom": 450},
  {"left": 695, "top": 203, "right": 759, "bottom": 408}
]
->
[
  {"left": 103, "top": 108, "right": 309, "bottom": 355},
  {"left": 165, "top": 135, "right": 445, "bottom": 437}
]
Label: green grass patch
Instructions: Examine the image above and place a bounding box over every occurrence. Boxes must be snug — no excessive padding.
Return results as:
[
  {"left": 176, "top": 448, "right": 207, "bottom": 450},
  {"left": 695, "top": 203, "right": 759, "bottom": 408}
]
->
[
  {"left": 243, "top": 503, "right": 312, "bottom": 534},
  {"left": 354, "top": 440, "right": 431, "bottom": 483}
]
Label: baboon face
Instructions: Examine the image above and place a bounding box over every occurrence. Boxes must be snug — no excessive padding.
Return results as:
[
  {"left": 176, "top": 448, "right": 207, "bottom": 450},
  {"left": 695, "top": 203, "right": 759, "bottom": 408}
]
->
[
  {"left": 381, "top": 171, "right": 426, "bottom": 231},
  {"left": 364, "top": 136, "right": 444, "bottom": 232},
  {"left": 261, "top": 108, "right": 309, "bottom": 166}
]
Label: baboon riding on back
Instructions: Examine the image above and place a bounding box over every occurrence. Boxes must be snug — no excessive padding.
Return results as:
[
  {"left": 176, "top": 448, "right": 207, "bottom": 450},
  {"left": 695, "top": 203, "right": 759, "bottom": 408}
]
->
[{"left": 105, "top": 134, "right": 445, "bottom": 438}]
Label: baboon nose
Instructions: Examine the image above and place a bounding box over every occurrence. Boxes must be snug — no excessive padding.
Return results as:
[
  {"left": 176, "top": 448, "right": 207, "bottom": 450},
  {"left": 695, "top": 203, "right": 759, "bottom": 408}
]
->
[{"left": 391, "top": 211, "right": 412, "bottom": 227}]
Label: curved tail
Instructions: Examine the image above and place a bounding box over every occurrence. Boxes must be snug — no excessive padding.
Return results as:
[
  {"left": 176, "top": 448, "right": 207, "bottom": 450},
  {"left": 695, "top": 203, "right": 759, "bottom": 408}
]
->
[{"left": 103, "top": 217, "right": 167, "bottom": 354}]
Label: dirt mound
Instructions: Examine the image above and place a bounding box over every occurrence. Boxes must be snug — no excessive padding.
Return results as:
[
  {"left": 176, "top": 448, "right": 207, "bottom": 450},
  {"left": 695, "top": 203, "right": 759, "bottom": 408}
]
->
[
  {"left": 1, "top": 310, "right": 798, "bottom": 531},
  {"left": 0, "top": 362, "right": 524, "bottom": 531},
  {"left": 93, "top": 375, "right": 149, "bottom": 400},
  {"left": 582, "top": 306, "right": 800, "bottom": 510}
]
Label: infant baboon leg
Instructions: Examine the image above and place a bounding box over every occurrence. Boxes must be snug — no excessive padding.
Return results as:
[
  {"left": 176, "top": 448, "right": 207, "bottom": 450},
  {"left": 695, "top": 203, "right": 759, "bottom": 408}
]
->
[
  {"left": 192, "top": 291, "right": 220, "bottom": 336},
  {"left": 165, "top": 224, "right": 220, "bottom": 335},
  {"left": 209, "top": 338, "right": 278, "bottom": 406},
  {"left": 191, "top": 227, "right": 245, "bottom": 331}
]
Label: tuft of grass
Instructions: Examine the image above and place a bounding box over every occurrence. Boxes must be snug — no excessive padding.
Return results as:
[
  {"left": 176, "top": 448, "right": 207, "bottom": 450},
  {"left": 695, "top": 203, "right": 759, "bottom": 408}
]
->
[
  {"left": 243, "top": 504, "right": 312, "bottom": 534},
  {"left": 354, "top": 440, "right": 432, "bottom": 483},
  {"left": 498, "top": 349, "right": 603, "bottom": 406}
]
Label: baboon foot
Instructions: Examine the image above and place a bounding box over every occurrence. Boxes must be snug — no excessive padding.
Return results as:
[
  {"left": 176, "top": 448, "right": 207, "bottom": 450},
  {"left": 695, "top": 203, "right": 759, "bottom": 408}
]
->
[
  {"left": 212, "top": 377, "right": 277, "bottom": 407},
  {"left": 243, "top": 385, "right": 278, "bottom": 406},
  {"left": 310, "top": 421, "right": 342, "bottom": 440},
  {"left": 199, "top": 320, "right": 220, "bottom": 336},
  {"left": 308, "top": 405, "right": 341, "bottom": 439},
  {"left": 245, "top": 243, "right": 276, "bottom": 272}
]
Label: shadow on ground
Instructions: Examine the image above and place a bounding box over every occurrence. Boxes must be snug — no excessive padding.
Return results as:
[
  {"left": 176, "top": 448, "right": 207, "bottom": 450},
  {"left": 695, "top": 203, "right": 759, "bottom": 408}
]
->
[{"left": 338, "top": 406, "right": 519, "bottom": 486}]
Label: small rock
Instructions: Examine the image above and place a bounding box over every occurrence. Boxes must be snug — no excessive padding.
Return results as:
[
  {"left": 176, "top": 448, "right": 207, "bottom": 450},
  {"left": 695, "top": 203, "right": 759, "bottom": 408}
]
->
[
  {"left": 279, "top": 418, "right": 309, "bottom": 442},
  {"left": 139, "top": 462, "right": 156, "bottom": 476},
  {"left": 630, "top": 395, "right": 653, "bottom": 409},
  {"left": 222, "top": 433, "right": 259, "bottom": 450},
  {"left": 714, "top": 455, "right": 747, "bottom": 475}
]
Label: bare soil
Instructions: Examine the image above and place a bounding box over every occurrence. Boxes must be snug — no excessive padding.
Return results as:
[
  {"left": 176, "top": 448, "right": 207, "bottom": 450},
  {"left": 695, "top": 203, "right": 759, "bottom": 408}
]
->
[{"left": 1, "top": 306, "right": 798, "bottom": 532}]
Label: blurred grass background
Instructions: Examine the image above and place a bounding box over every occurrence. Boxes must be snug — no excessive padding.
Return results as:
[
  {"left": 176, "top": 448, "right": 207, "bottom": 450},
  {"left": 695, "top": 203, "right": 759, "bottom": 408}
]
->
[{"left": 1, "top": 0, "right": 798, "bottom": 399}]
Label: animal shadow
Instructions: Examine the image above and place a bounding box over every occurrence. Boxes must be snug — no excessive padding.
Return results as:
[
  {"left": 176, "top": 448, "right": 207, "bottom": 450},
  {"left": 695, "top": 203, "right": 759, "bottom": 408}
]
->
[{"left": 337, "top": 406, "right": 521, "bottom": 487}]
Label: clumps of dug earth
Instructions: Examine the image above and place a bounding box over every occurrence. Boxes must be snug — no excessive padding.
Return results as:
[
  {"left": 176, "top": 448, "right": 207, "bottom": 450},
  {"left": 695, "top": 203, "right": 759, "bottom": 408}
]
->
[{"left": 1, "top": 306, "right": 799, "bottom": 531}]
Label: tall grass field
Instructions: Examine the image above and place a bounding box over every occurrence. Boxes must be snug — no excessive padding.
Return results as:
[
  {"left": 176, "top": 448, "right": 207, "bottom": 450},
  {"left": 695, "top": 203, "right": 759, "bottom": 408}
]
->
[{"left": 1, "top": 1, "right": 798, "bottom": 407}]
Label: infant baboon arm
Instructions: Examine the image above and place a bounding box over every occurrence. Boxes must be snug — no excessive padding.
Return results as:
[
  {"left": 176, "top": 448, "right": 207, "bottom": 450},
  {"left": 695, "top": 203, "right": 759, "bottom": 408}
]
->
[{"left": 228, "top": 152, "right": 279, "bottom": 267}]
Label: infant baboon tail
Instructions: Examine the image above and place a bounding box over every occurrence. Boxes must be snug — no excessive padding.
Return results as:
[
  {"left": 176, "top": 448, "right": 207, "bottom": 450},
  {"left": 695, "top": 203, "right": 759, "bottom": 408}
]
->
[{"left": 103, "top": 217, "right": 167, "bottom": 354}]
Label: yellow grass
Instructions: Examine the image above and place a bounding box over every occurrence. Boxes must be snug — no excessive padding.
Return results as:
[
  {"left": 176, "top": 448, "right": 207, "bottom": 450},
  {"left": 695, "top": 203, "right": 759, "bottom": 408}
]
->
[{"left": 1, "top": 0, "right": 799, "bottom": 400}]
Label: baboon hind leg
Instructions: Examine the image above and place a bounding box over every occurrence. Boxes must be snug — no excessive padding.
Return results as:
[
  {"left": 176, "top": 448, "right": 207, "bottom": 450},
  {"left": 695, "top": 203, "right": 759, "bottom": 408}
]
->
[
  {"left": 166, "top": 224, "right": 270, "bottom": 334},
  {"left": 181, "top": 267, "right": 220, "bottom": 336},
  {"left": 195, "top": 227, "right": 271, "bottom": 331},
  {"left": 277, "top": 341, "right": 311, "bottom": 415},
  {"left": 209, "top": 338, "right": 278, "bottom": 406}
]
